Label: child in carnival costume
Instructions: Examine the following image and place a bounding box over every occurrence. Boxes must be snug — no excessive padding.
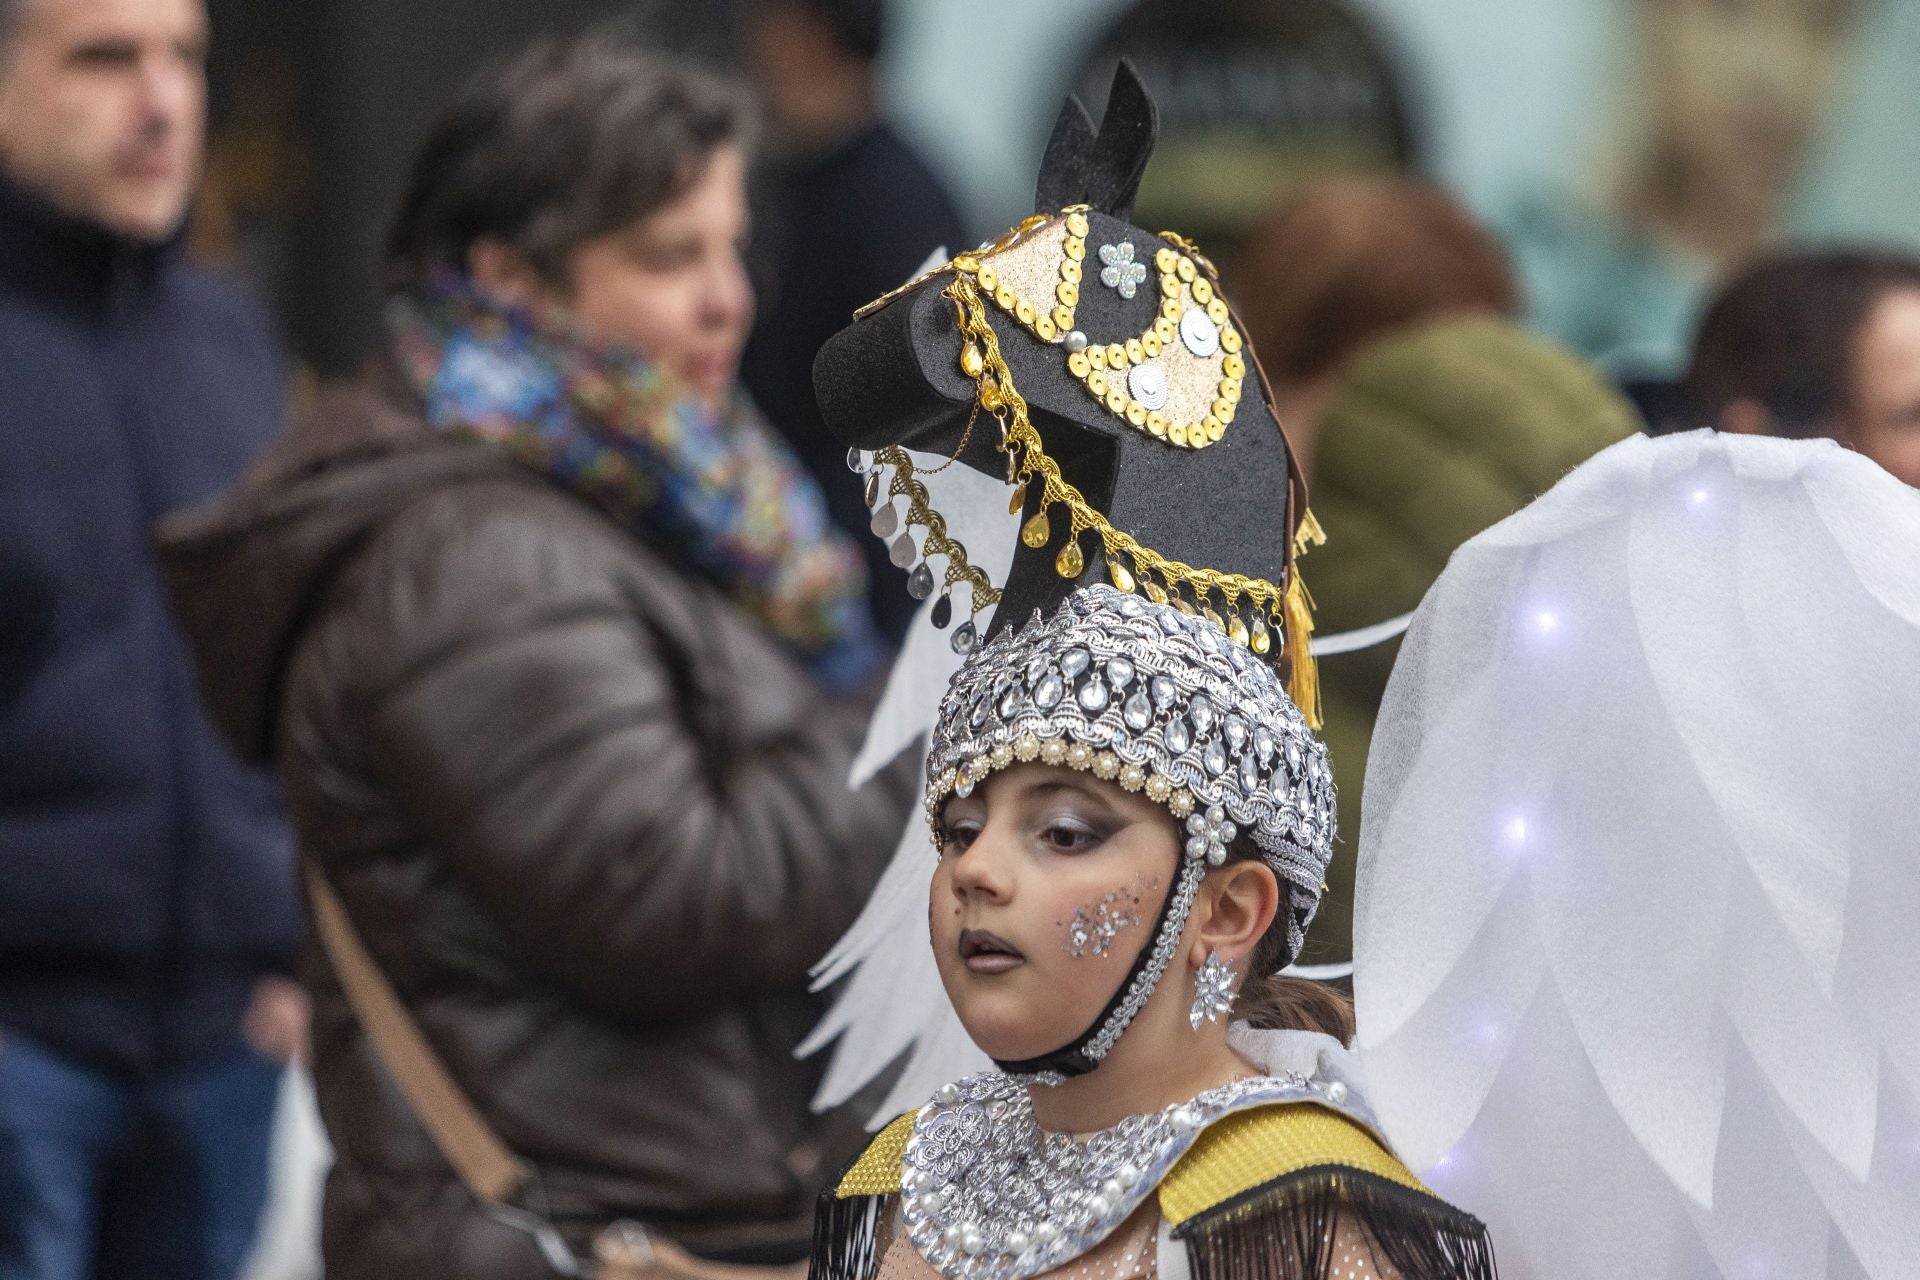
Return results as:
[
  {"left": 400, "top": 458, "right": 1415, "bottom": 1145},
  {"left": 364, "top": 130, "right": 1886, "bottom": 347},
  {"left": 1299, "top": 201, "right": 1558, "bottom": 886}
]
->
[{"left": 802, "top": 65, "right": 1495, "bottom": 1280}]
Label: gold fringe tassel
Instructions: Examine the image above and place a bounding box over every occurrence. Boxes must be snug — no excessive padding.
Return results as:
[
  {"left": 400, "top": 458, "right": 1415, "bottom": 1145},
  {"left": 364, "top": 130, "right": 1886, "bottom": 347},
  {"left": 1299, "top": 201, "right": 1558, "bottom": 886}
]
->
[
  {"left": 1283, "top": 506, "right": 1326, "bottom": 729},
  {"left": 1283, "top": 570, "right": 1322, "bottom": 730}
]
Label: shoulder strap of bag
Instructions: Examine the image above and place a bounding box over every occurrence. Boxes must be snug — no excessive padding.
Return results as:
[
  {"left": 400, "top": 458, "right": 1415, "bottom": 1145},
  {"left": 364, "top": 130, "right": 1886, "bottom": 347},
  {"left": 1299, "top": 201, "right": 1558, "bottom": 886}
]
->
[
  {"left": 304, "top": 860, "right": 530, "bottom": 1204},
  {"left": 308, "top": 861, "right": 811, "bottom": 1280}
]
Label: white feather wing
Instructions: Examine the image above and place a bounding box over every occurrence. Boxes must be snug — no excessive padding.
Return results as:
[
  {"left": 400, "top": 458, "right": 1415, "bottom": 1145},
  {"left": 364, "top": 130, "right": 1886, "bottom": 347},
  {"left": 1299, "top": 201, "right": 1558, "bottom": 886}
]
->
[
  {"left": 805, "top": 449, "right": 1013, "bottom": 1123},
  {"left": 1354, "top": 431, "right": 1920, "bottom": 1279}
]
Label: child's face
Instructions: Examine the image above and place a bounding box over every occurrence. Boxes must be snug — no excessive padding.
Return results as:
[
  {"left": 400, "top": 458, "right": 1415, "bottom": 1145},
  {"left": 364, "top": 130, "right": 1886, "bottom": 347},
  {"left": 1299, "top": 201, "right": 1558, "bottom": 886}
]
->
[{"left": 932, "top": 763, "right": 1176, "bottom": 1063}]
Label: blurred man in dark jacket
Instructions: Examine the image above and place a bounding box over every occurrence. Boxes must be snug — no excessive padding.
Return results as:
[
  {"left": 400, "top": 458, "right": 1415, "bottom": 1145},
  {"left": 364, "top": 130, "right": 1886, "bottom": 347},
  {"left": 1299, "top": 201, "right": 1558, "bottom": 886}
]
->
[
  {"left": 0, "top": 0, "right": 298, "bottom": 1275},
  {"left": 740, "top": 0, "right": 965, "bottom": 639}
]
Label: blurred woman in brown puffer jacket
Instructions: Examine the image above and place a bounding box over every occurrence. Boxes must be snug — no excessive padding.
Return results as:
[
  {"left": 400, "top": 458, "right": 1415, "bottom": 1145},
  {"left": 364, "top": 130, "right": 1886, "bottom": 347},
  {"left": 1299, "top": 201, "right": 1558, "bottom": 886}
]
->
[{"left": 159, "top": 34, "right": 912, "bottom": 1280}]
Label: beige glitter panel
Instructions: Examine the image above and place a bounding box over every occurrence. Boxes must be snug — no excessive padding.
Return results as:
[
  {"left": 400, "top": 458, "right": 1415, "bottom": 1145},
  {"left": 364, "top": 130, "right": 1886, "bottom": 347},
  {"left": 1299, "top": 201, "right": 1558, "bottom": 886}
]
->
[
  {"left": 978, "top": 218, "right": 1074, "bottom": 341},
  {"left": 966, "top": 220, "right": 1249, "bottom": 452}
]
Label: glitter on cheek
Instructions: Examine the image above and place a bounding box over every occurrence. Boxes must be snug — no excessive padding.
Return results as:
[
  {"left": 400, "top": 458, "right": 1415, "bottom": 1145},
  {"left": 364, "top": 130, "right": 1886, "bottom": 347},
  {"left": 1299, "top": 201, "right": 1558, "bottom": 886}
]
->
[{"left": 1057, "top": 874, "right": 1158, "bottom": 959}]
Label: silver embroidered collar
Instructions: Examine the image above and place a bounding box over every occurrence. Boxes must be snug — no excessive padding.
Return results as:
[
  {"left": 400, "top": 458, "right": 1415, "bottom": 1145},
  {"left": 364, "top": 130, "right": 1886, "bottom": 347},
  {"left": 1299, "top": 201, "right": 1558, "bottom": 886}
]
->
[{"left": 901, "top": 1071, "right": 1330, "bottom": 1280}]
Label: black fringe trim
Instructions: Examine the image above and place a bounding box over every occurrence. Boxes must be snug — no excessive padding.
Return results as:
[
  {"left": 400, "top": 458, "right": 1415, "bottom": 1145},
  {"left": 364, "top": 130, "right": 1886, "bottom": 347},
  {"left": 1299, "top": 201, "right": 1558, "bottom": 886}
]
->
[
  {"left": 807, "top": 1191, "right": 888, "bottom": 1280},
  {"left": 1171, "top": 1166, "right": 1497, "bottom": 1280}
]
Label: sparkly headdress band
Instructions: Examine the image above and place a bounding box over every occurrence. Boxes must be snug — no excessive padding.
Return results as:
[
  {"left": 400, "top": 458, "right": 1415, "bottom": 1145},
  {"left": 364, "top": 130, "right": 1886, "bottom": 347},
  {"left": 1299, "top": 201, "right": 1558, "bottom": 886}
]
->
[{"left": 928, "top": 585, "right": 1336, "bottom": 1078}]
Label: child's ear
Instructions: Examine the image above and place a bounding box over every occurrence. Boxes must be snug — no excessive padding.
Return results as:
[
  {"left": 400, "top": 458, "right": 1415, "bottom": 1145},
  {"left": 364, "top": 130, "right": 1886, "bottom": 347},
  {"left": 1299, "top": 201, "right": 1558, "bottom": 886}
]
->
[{"left": 1192, "top": 860, "right": 1280, "bottom": 968}]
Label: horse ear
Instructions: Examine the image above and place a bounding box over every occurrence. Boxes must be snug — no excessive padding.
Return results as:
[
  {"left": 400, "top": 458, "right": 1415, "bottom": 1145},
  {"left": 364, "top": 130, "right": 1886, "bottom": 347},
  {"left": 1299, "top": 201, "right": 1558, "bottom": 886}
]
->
[
  {"left": 1086, "top": 59, "right": 1157, "bottom": 221},
  {"left": 1031, "top": 60, "right": 1159, "bottom": 219},
  {"left": 1033, "top": 93, "right": 1098, "bottom": 213}
]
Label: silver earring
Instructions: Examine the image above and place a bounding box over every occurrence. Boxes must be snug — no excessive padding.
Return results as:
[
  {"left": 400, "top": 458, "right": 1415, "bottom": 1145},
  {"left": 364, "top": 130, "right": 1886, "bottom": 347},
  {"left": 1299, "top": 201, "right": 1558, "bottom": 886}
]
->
[{"left": 1190, "top": 949, "right": 1236, "bottom": 1030}]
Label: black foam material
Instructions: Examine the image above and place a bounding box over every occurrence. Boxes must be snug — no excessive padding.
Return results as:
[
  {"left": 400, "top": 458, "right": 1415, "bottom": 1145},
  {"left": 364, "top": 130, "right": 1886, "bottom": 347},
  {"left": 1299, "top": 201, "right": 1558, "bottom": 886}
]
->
[
  {"left": 811, "top": 67, "right": 1301, "bottom": 642},
  {"left": 1034, "top": 60, "right": 1158, "bottom": 221}
]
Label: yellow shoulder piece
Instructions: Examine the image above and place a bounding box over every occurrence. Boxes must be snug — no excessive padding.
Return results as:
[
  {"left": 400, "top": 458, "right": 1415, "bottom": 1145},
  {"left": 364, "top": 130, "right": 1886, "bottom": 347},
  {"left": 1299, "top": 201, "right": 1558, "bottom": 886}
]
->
[
  {"left": 835, "top": 1111, "right": 918, "bottom": 1199},
  {"left": 1158, "top": 1102, "right": 1427, "bottom": 1229}
]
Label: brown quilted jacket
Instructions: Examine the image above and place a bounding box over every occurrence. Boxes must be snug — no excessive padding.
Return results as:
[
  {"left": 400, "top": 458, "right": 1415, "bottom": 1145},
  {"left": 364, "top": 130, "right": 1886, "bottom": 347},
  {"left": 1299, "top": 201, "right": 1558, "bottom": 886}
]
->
[{"left": 158, "top": 379, "right": 913, "bottom": 1278}]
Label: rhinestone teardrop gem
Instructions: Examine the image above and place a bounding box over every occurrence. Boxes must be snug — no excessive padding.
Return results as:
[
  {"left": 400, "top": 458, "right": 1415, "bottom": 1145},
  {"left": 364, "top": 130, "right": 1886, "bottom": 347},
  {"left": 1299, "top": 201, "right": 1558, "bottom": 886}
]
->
[
  {"left": 1123, "top": 691, "right": 1153, "bottom": 731},
  {"left": 1033, "top": 671, "right": 1064, "bottom": 711},
  {"left": 1165, "top": 718, "right": 1192, "bottom": 754},
  {"left": 1189, "top": 694, "right": 1216, "bottom": 733},
  {"left": 1204, "top": 738, "right": 1229, "bottom": 776},
  {"left": 1008, "top": 483, "right": 1028, "bottom": 515},
  {"left": 1059, "top": 648, "right": 1090, "bottom": 678},
  {"left": 1055, "top": 539, "right": 1085, "bottom": 579},
  {"left": 1224, "top": 715, "right": 1248, "bottom": 749},
  {"left": 1108, "top": 558, "right": 1137, "bottom": 594},
  {"left": 908, "top": 563, "right": 936, "bottom": 600},
  {"left": 1240, "top": 751, "right": 1261, "bottom": 794},
  {"left": 950, "top": 621, "right": 977, "bottom": 655},
  {"left": 870, "top": 503, "right": 899, "bottom": 538},
  {"left": 1021, "top": 511, "right": 1052, "bottom": 549},
  {"left": 1151, "top": 675, "right": 1177, "bottom": 708},
  {"left": 1254, "top": 726, "right": 1276, "bottom": 763},
  {"left": 889, "top": 534, "right": 917, "bottom": 568},
  {"left": 1106, "top": 657, "right": 1135, "bottom": 688},
  {"left": 1251, "top": 613, "right": 1273, "bottom": 655},
  {"left": 930, "top": 593, "right": 953, "bottom": 629},
  {"left": 1079, "top": 678, "right": 1109, "bottom": 712}
]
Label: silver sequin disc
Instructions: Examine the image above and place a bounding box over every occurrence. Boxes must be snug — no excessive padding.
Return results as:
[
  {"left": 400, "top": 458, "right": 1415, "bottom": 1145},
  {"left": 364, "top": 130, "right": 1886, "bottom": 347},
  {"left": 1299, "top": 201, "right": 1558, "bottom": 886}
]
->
[
  {"left": 1180, "top": 307, "right": 1220, "bottom": 357},
  {"left": 1128, "top": 361, "right": 1169, "bottom": 411}
]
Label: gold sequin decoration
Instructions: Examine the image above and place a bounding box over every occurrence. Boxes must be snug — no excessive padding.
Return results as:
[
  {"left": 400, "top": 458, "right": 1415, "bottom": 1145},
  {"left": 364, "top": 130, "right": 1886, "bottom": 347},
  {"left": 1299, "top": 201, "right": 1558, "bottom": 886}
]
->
[{"left": 961, "top": 222, "right": 1254, "bottom": 452}]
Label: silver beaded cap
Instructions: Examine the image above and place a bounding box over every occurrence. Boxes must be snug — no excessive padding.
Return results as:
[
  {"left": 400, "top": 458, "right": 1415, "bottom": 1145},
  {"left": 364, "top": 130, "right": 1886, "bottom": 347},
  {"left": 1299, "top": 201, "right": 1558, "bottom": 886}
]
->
[{"left": 927, "top": 585, "right": 1336, "bottom": 961}]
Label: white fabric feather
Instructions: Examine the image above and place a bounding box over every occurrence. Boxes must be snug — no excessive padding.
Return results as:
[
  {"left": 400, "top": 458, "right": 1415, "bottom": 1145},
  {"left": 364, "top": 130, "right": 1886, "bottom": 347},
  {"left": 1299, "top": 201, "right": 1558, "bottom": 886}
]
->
[
  {"left": 1354, "top": 430, "right": 1920, "bottom": 1280},
  {"left": 806, "top": 448, "right": 1015, "bottom": 1122}
]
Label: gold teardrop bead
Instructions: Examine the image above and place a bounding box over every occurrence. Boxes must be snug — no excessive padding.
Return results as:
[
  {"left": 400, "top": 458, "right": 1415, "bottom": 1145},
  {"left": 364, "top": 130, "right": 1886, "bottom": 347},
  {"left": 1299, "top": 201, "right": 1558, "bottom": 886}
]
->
[
  {"left": 959, "top": 342, "right": 986, "bottom": 378},
  {"left": 1144, "top": 581, "right": 1168, "bottom": 605},
  {"left": 1228, "top": 614, "right": 1250, "bottom": 646},
  {"left": 1203, "top": 607, "right": 1224, "bottom": 629},
  {"left": 1108, "top": 559, "right": 1137, "bottom": 593},
  {"left": 1021, "top": 510, "right": 1052, "bottom": 548},
  {"left": 1250, "top": 617, "right": 1273, "bottom": 655},
  {"left": 1055, "top": 539, "right": 1085, "bottom": 579},
  {"left": 1007, "top": 483, "right": 1028, "bottom": 515}
]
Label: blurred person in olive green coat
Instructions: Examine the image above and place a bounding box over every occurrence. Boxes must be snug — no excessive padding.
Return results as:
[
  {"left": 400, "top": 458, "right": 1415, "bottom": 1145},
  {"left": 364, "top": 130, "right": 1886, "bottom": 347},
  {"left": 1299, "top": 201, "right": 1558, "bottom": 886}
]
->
[{"left": 1300, "top": 317, "right": 1641, "bottom": 962}]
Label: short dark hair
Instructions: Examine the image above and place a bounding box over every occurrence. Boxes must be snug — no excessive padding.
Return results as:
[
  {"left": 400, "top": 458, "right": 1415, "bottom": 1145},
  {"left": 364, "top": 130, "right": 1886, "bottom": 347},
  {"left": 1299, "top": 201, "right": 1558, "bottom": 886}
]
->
[
  {"left": 385, "top": 32, "right": 752, "bottom": 291},
  {"left": 1682, "top": 249, "right": 1920, "bottom": 436}
]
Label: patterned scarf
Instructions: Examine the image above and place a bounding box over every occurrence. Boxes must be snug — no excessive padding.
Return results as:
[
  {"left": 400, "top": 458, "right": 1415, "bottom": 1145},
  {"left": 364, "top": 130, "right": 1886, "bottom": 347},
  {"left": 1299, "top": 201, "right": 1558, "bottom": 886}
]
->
[{"left": 387, "top": 277, "right": 881, "bottom": 691}]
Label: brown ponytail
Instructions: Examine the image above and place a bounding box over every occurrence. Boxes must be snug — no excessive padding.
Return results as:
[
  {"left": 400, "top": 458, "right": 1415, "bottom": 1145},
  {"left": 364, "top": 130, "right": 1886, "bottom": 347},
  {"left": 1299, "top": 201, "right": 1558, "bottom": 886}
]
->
[{"left": 1224, "top": 834, "right": 1355, "bottom": 1044}]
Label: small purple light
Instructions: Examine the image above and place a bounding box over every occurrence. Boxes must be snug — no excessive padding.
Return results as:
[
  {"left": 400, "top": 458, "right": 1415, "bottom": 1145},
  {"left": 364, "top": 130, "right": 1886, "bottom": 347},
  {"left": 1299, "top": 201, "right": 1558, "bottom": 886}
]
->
[
  {"left": 1506, "top": 815, "right": 1529, "bottom": 844},
  {"left": 1690, "top": 487, "right": 1711, "bottom": 506},
  {"left": 1533, "top": 610, "right": 1558, "bottom": 634}
]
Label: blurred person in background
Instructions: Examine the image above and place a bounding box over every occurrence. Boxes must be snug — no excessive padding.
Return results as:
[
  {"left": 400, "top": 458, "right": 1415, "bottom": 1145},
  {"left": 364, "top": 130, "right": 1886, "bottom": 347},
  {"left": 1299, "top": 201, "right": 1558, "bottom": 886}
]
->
[
  {"left": 0, "top": 0, "right": 302, "bottom": 1276},
  {"left": 1681, "top": 248, "right": 1920, "bottom": 487},
  {"left": 1231, "top": 180, "right": 1637, "bottom": 961},
  {"left": 158, "top": 33, "right": 912, "bottom": 1280},
  {"left": 739, "top": 0, "right": 964, "bottom": 641},
  {"left": 1502, "top": 0, "right": 1866, "bottom": 384},
  {"left": 1229, "top": 178, "right": 1519, "bottom": 479}
]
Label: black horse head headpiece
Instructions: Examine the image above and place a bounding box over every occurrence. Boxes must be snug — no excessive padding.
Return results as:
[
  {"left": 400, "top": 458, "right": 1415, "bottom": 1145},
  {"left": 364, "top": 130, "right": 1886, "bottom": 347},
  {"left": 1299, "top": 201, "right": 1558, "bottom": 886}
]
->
[{"left": 812, "top": 61, "right": 1321, "bottom": 718}]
